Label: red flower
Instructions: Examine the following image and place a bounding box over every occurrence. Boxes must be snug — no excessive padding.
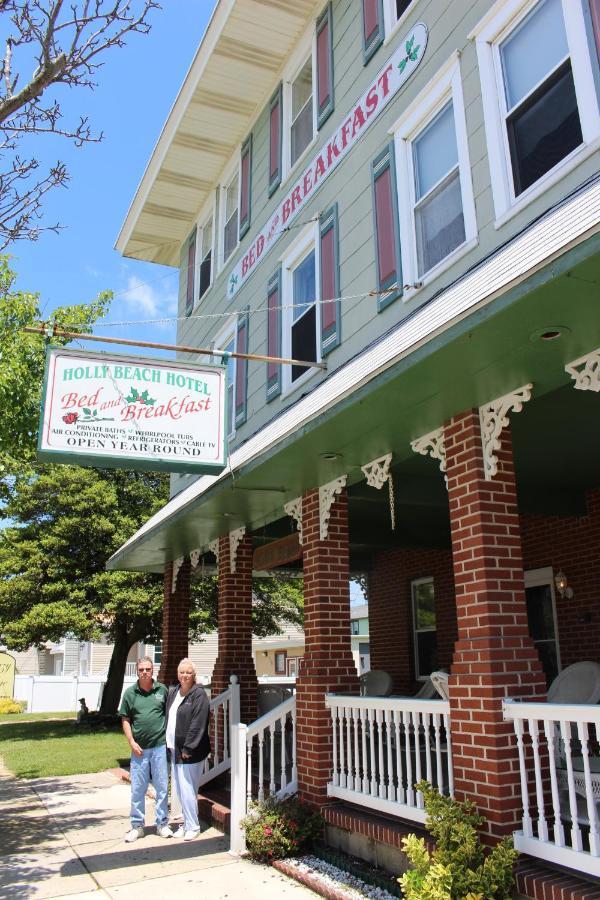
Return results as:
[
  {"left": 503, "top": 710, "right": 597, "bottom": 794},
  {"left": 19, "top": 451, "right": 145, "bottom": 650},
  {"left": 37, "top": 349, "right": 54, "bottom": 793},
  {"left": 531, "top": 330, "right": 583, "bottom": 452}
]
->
[
  {"left": 263, "top": 825, "right": 273, "bottom": 835},
  {"left": 62, "top": 412, "right": 79, "bottom": 424}
]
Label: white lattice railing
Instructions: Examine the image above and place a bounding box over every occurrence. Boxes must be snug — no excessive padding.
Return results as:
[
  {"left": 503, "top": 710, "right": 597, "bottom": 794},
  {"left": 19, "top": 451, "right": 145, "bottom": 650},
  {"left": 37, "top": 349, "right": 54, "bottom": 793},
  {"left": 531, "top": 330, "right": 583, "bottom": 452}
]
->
[
  {"left": 230, "top": 694, "right": 297, "bottom": 853},
  {"left": 505, "top": 699, "right": 600, "bottom": 878},
  {"left": 325, "top": 695, "right": 453, "bottom": 823}
]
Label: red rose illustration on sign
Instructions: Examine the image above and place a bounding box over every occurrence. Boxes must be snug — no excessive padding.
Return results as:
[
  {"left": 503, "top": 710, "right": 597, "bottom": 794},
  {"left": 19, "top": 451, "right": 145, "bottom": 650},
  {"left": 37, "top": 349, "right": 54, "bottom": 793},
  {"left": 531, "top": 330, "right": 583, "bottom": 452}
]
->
[{"left": 62, "top": 412, "right": 79, "bottom": 424}]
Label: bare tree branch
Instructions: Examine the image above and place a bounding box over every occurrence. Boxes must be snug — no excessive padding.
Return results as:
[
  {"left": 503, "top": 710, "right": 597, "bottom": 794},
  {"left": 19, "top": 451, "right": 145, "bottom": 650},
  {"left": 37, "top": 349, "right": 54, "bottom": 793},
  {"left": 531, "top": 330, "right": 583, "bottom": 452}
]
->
[{"left": 0, "top": 0, "right": 160, "bottom": 246}]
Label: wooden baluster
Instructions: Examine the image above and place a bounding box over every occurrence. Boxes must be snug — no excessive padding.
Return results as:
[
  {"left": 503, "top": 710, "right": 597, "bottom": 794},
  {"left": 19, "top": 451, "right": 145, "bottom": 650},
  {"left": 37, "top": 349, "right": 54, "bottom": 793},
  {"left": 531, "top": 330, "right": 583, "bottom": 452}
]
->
[
  {"left": 385, "top": 708, "right": 394, "bottom": 801},
  {"left": 529, "top": 717, "right": 549, "bottom": 842},
  {"left": 444, "top": 712, "right": 454, "bottom": 797},
  {"left": 561, "top": 720, "right": 583, "bottom": 851},
  {"left": 404, "top": 710, "right": 414, "bottom": 807},
  {"left": 269, "top": 723, "right": 276, "bottom": 795},
  {"left": 578, "top": 721, "right": 600, "bottom": 856},
  {"left": 246, "top": 736, "right": 253, "bottom": 805},
  {"left": 258, "top": 731, "right": 265, "bottom": 802},
  {"left": 280, "top": 711, "right": 287, "bottom": 791},
  {"left": 377, "top": 708, "right": 385, "bottom": 799},
  {"left": 514, "top": 718, "right": 533, "bottom": 838},
  {"left": 423, "top": 711, "right": 433, "bottom": 786},
  {"left": 340, "top": 706, "right": 347, "bottom": 789},
  {"left": 353, "top": 706, "right": 360, "bottom": 794},
  {"left": 223, "top": 698, "right": 229, "bottom": 761},
  {"left": 331, "top": 704, "right": 339, "bottom": 787},
  {"left": 543, "top": 718, "right": 565, "bottom": 848},
  {"left": 433, "top": 713, "right": 443, "bottom": 793},
  {"left": 394, "top": 709, "right": 405, "bottom": 804},
  {"left": 360, "top": 707, "right": 368, "bottom": 794},
  {"left": 414, "top": 711, "right": 423, "bottom": 808},
  {"left": 369, "top": 707, "right": 377, "bottom": 797},
  {"left": 346, "top": 705, "right": 354, "bottom": 791},
  {"left": 214, "top": 706, "right": 220, "bottom": 766}
]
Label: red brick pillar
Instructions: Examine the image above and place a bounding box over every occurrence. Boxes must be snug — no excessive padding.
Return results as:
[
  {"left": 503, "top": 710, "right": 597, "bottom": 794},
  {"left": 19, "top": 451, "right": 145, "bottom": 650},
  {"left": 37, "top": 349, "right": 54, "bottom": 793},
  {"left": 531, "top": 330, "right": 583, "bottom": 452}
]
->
[
  {"left": 211, "top": 533, "right": 258, "bottom": 724},
  {"left": 159, "top": 559, "right": 191, "bottom": 686},
  {"left": 445, "top": 409, "right": 545, "bottom": 840},
  {"left": 296, "top": 487, "right": 359, "bottom": 808}
]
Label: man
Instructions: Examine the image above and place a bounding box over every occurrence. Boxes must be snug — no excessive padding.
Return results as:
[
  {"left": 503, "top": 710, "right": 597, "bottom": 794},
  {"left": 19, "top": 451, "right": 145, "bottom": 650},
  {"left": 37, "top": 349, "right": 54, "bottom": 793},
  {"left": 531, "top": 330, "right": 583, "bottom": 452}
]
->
[{"left": 119, "top": 656, "right": 172, "bottom": 842}]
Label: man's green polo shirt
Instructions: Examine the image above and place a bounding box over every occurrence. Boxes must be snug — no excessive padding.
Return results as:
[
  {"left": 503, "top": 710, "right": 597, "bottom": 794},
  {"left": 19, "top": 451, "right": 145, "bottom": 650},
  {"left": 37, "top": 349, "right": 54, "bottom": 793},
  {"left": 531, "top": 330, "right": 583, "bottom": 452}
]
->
[{"left": 118, "top": 681, "right": 167, "bottom": 749}]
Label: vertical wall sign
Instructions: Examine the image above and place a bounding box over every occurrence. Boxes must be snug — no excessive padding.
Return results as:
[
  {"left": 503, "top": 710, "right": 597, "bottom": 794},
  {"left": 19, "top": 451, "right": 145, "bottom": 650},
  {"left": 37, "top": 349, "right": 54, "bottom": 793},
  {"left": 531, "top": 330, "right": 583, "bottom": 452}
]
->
[
  {"left": 227, "top": 22, "right": 428, "bottom": 301},
  {"left": 38, "top": 348, "right": 227, "bottom": 474}
]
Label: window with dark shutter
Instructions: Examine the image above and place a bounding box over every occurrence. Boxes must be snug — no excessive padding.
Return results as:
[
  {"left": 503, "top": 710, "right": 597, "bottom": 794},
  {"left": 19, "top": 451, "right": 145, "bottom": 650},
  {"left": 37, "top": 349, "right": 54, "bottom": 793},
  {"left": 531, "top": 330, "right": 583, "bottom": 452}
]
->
[
  {"left": 371, "top": 144, "right": 402, "bottom": 310},
  {"left": 239, "top": 135, "right": 252, "bottom": 239},
  {"left": 185, "top": 227, "right": 197, "bottom": 316},
  {"left": 266, "top": 267, "right": 282, "bottom": 402},
  {"left": 319, "top": 203, "right": 340, "bottom": 356},
  {"left": 235, "top": 310, "right": 249, "bottom": 428},
  {"left": 269, "top": 84, "right": 283, "bottom": 196},
  {"left": 316, "top": 3, "right": 334, "bottom": 128},
  {"left": 362, "top": 0, "right": 384, "bottom": 64}
]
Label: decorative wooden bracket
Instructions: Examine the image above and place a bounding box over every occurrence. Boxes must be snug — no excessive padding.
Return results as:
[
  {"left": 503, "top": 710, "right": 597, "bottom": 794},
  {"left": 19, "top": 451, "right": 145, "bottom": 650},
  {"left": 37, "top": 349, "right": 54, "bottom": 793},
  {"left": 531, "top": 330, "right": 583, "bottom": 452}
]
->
[
  {"left": 479, "top": 383, "right": 532, "bottom": 480},
  {"left": 319, "top": 475, "right": 347, "bottom": 540},
  {"left": 284, "top": 497, "right": 303, "bottom": 545}
]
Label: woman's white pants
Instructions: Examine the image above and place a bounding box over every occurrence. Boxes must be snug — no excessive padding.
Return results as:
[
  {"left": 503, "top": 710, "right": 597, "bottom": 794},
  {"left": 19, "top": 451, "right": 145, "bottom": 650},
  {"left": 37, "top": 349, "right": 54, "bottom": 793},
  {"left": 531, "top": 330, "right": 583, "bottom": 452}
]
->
[{"left": 171, "top": 760, "right": 204, "bottom": 831}]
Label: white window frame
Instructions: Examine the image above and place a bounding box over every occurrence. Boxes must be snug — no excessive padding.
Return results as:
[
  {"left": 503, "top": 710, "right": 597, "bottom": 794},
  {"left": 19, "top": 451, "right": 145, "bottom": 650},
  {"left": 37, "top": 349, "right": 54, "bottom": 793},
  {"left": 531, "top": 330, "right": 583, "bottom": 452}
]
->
[
  {"left": 383, "top": 0, "right": 417, "bottom": 44},
  {"left": 282, "top": 27, "right": 318, "bottom": 183},
  {"left": 280, "top": 220, "right": 321, "bottom": 396},
  {"left": 193, "top": 196, "right": 215, "bottom": 308},
  {"left": 524, "top": 565, "right": 562, "bottom": 675},
  {"left": 470, "top": 0, "right": 600, "bottom": 226},
  {"left": 219, "top": 156, "right": 241, "bottom": 272},
  {"left": 392, "top": 53, "right": 477, "bottom": 297},
  {"left": 213, "top": 317, "right": 237, "bottom": 439},
  {"left": 411, "top": 576, "right": 436, "bottom": 681}
]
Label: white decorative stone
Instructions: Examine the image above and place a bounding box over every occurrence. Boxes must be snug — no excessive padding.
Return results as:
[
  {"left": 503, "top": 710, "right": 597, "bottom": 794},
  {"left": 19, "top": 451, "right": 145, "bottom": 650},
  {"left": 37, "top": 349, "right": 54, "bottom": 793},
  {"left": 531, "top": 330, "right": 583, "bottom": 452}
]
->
[
  {"left": 171, "top": 556, "right": 184, "bottom": 593},
  {"left": 479, "top": 383, "right": 533, "bottom": 480},
  {"left": 284, "top": 497, "right": 303, "bottom": 545},
  {"left": 229, "top": 526, "right": 246, "bottom": 573},
  {"left": 319, "top": 475, "right": 347, "bottom": 541},
  {"left": 208, "top": 539, "right": 220, "bottom": 566},
  {"left": 565, "top": 348, "right": 600, "bottom": 392},
  {"left": 410, "top": 428, "right": 447, "bottom": 486},
  {"left": 361, "top": 453, "right": 392, "bottom": 489},
  {"left": 190, "top": 549, "right": 202, "bottom": 569}
]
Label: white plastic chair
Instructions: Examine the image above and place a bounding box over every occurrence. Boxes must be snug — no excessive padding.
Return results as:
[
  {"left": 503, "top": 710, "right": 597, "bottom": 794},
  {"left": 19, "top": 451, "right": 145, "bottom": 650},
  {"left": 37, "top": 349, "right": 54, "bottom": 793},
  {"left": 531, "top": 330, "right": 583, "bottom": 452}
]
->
[
  {"left": 547, "top": 661, "right": 600, "bottom": 705},
  {"left": 414, "top": 677, "right": 438, "bottom": 699},
  {"left": 430, "top": 670, "right": 450, "bottom": 701},
  {"left": 359, "top": 669, "right": 393, "bottom": 697}
]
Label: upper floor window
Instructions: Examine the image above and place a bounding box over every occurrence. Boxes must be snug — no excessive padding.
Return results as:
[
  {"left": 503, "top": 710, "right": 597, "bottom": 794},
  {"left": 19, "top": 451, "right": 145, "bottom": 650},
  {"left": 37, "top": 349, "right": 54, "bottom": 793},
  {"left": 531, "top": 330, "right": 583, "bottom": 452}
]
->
[
  {"left": 198, "top": 214, "right": 213, "bottom": 302},
  {"left": 281, "top": 224, "right": 320, "bottom": 392},
  {"left": 290, "top": 56, "right": 314, "bottom": 168},
  {"left": 472, "top": 0, "right": 600, "bottom": 221},
  {"left": 393, "top": 55, "right": 477, "bottom": 288},
  {"left": 222, "top": 168, "right": 239, "bottom": 265},
  {"left": 215, "top": 321, "right": 237, "bottom": 438},
  {"left": 412, "top": 577, "right": 436, "bottom": 680}
]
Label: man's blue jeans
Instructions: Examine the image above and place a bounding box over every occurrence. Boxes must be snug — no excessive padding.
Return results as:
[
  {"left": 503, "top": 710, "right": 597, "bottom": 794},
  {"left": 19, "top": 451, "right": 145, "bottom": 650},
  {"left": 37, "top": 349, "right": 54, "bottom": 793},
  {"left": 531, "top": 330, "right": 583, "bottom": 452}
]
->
[{"left": 130, "top": 744, "right": 169, "bottom": 828}]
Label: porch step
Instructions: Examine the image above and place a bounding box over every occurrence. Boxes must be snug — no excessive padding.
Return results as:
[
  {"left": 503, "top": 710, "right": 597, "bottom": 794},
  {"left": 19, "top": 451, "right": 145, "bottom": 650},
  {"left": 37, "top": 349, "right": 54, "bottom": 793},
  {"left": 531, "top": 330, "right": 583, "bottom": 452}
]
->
[
  {"left": 324, "top": 802, "right": 600, "bottom": 899},
  {"left": 197, "top": 783, "right": 231, "bottom": 834}
]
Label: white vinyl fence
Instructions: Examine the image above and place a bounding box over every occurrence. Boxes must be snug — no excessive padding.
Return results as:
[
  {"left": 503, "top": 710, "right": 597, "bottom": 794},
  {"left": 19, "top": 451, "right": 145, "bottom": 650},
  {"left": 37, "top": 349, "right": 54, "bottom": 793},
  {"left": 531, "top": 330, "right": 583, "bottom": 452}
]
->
[{"left": 13, "top": 674, "right": 136, "bottom": 713}]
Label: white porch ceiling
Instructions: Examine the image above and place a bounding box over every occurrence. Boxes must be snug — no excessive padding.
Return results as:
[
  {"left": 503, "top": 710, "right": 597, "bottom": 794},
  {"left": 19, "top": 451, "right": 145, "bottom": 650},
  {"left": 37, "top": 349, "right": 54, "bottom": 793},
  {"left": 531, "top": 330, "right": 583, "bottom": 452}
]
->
[{"left": 116, "top": 0, "right": 319, "bottom": 267}]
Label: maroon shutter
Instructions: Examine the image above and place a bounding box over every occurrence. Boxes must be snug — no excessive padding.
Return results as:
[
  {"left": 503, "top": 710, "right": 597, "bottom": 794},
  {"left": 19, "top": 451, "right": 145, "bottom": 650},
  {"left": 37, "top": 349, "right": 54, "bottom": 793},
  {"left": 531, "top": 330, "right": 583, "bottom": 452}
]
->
[
  {"left": 266, "top": 267, "right": 282, "bottom": 401},
  {"left": 239, "top": 134, "right": 252, "bottom": 239},
  {"left": 319, "top": 203, "right": 340, "bottom": 355},
  {"left": 235, "top": 310, "right": 249, "bottom": 427},
  {"left": 269, "top": 84, "right": 282, "bottom": 196},
  {"left": 316, "top": 4, "right": 334, "bottom": 128},
  {"left": 590, "top": 0, "right": 600, "bottom": 59},
  {"left": 362, "top": 0, "right": 384, "bottom": 64},
  {"left": 371, "top": 143, "right": 402, "bottom": 310}
]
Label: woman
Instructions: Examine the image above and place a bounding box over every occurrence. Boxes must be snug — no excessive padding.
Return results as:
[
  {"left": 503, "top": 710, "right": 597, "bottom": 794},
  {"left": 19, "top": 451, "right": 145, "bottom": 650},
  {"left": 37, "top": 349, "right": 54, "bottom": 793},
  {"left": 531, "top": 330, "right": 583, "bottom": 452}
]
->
[{"left": 165, "top": 658, "right": 210, "bottom": 840}]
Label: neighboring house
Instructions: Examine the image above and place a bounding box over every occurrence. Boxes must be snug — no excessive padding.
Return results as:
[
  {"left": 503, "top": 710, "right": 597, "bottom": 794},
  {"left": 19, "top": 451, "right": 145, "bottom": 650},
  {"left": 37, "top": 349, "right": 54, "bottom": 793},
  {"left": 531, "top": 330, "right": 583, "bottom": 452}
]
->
[{"left": 106, "top": 0, "right": 600, "bottom": 891}]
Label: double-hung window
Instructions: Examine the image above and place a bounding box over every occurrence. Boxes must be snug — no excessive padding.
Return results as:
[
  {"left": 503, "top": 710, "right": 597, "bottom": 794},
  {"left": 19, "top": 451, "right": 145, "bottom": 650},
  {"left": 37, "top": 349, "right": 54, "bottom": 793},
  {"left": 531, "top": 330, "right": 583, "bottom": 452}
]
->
[
  {"left": 290, "top": 56, "right": 315, "bottom": 169},
  {"left": 472, "top": 0, "right": 600, "bottom": 220},
  {"left": 198, "top": 214, "right": 213, "bottom": 302},
  {"left": 393, "top": 55, "right": 477, "bottom": 287},
  {"left": 222, "top": 168, "right": 239, "bottom": 266},
  {"left": 412, "top": 577, "right": 437, "bottom": 680},
  {"left": 281, "top": 224, "right": 320, "bottom": 391}
]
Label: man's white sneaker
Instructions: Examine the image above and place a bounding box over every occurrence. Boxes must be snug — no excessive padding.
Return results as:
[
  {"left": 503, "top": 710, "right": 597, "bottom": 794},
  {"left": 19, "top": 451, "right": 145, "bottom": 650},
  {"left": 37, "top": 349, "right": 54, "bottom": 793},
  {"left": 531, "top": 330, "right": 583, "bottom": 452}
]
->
[
  {"left": 124, "top": 826, "right": 145, "bottom": 843},
  {"left": 172, "top": 825, "right": 185, "bottom": 838},
  {"left": 183, "top": 828, "right": 200, "bottom": 841},
  {"left": 157, "top": 825, "right": 173, "bottom": 838}
]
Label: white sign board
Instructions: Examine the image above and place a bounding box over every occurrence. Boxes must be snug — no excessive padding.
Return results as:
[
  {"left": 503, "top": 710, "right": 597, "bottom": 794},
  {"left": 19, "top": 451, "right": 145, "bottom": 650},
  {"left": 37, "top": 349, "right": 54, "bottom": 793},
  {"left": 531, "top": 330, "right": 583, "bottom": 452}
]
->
[{"left": 38, "top": 348, "right": 227, "bottom": 474}]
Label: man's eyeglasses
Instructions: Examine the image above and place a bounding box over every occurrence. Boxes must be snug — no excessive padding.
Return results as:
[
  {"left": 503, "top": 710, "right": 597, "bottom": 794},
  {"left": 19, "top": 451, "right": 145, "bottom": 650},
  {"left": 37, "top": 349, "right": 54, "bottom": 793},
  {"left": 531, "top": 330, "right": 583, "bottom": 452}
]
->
[{"left": 138, "top": 667, "right": 152, "bottom": 672}]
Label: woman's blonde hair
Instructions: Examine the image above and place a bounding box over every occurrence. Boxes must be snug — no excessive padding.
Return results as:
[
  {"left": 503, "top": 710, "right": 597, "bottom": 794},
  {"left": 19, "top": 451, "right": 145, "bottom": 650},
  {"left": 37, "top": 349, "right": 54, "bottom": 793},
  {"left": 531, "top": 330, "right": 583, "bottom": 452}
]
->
[{"left": 177, "top": 657, "right": 197, "bottom": 678}]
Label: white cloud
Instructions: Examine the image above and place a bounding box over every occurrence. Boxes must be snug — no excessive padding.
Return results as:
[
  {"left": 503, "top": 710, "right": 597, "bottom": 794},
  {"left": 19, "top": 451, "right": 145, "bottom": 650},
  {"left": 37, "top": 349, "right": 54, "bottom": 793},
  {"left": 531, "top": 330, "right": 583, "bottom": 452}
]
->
[{"left": 121, "top": 276, "right": 178, "bottom": 321}]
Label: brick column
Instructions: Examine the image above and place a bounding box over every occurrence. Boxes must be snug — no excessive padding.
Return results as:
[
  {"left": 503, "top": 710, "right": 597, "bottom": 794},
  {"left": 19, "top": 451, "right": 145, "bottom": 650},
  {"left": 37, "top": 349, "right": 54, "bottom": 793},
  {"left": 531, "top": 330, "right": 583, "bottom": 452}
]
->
[
  {"left": 445, "top": 409, "right": 545, "bottom": 840},
  {"left": 158, "top": 559, "right": 191, "bottom": 686},
  {"left": 211, "top": 533, "right": 258, "bottom": 724},
  {"left": 296, "top": 487, "right": 359, "bottom": 808}
]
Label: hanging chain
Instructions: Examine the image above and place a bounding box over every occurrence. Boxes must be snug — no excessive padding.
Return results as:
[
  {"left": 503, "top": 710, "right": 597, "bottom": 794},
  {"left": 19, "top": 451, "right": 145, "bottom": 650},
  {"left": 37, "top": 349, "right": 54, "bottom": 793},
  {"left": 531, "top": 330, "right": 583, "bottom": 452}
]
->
[{"left": 388, "top": 471, "right": 396, "bottom": 531}]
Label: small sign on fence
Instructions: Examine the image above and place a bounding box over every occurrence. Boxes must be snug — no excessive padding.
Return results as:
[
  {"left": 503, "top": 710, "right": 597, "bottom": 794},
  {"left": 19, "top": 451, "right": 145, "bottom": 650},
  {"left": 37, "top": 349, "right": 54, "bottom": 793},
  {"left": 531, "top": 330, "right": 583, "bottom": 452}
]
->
[{"left": 0, "top": 652, "right": 16, "bottom": 698}]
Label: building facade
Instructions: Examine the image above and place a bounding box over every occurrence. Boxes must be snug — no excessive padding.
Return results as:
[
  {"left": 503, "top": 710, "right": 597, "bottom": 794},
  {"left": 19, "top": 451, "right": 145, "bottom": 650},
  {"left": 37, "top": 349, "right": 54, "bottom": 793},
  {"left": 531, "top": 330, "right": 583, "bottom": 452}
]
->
[{"left": 110, "top": 0, "right": 600, "bottom": 889}]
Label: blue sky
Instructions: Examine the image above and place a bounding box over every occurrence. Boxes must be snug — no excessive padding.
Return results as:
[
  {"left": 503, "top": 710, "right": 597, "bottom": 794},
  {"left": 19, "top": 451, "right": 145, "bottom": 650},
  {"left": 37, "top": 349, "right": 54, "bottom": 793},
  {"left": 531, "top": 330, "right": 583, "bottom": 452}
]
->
[{"left": 10, "top": 1, "right": 218, "bottom": 357}]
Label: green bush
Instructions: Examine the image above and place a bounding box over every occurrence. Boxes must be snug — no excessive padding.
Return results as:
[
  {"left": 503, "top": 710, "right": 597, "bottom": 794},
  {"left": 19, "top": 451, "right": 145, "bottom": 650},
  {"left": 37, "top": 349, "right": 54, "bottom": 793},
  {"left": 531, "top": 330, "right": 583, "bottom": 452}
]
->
[
  {"left": 398, "top": 782, "right": 518, "bottom": 900},
  {"left": 0, "top": 697, "right": 25, "bottom": 714},
  {"left": 241, "top": 795, "right": 322, "bottom": 862}
]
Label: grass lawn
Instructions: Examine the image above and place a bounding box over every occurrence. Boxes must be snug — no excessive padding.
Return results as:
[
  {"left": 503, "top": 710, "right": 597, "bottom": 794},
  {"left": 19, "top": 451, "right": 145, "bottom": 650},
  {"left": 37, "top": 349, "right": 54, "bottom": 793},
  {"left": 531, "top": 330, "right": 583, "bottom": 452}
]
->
[
  {"left": 0, "top": 711, "right": 76, "bottom": 725},
  {"left": 0, "top": 718, "right": 129, "bottom": 778}
]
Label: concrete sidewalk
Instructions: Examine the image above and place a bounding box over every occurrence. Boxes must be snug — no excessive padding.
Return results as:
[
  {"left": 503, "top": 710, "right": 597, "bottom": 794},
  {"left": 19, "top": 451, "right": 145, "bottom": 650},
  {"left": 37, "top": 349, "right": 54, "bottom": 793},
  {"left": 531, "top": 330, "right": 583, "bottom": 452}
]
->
[{"left": 0, "top": 763, "right": 314, "bottom": 899}]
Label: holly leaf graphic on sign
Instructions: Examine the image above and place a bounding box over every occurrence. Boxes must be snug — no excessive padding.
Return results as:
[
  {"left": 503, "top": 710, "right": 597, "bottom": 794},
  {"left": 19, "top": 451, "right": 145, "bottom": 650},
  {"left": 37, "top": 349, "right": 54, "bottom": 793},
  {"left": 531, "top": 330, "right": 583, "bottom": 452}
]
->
[
  {"left": 125, "top": 388, "right": 139, "bottom": 404},
  {"left": 83, "top": 408, "right": 91, "bottom": 416},
  {"left": 409, "top": 44, "right": 420, "bottom": 61},
  {"left": 398, "top": 58, "right": 407, "bottom": 73}
]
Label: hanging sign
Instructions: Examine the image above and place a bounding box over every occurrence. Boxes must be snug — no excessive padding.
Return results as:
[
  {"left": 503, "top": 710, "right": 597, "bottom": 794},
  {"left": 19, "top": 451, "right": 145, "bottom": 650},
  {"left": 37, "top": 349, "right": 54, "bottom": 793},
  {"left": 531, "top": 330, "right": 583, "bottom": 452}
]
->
[
  {"left": 38, "top": 348, "right": 227, "bottom": 474},
  {"left": 227, "top": 22, "right": 428, "bottom": 301},
  {"left": 0, "top": 652, "right": 15, "bottom": 699}
]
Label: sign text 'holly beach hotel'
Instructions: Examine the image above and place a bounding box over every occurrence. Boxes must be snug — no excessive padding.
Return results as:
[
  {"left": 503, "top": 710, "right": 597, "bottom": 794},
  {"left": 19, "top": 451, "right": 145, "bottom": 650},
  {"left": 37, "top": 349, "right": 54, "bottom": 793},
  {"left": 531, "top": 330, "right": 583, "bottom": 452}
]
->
[
  {"left": 38, "top": 348, "right": 227, "bottom": 474},
  {"left": 227, "top": 24, "right": 427, "bottom": 300}
]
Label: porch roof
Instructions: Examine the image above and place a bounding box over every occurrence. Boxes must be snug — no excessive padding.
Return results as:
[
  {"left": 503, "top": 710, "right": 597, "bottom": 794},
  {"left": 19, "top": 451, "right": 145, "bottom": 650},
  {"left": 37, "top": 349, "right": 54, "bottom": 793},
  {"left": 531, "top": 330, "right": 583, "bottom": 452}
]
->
[
  {"left": 107, "top": 176, "right": 600, "bottom": 574},
  {"left": 115, "top": 0, "right": 319, "bottom": 266}
]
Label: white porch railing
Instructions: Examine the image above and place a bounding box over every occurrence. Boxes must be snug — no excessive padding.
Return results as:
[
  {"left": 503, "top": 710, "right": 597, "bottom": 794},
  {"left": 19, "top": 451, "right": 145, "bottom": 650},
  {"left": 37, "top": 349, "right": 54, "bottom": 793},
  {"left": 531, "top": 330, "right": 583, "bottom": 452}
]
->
[
  {"left": 325, "top": 695, "right": 453, "bottom": 824},
  {"left": 125, "top": 662, "right": 137, "bottom": 677},
  {"left": 505, "top": 699, "right": 600, "bottom": 879},
  {"left": 229, "top": 694, "right": 297, "bottom": 853}
]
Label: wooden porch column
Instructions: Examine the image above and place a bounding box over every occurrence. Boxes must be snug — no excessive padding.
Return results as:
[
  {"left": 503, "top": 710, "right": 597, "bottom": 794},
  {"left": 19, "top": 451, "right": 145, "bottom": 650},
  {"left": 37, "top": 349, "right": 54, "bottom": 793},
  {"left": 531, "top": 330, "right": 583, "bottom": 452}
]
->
[
  {"left": 296, "top": 486, "right": 359, "bottom": 808},
  {"left": 158, "top": 559, "right": 191, "bottom": 686},
  {"left": 211, "top": 533, "right": 258, "bottom": 724},
  {"left": 445, "top": 409, "right": 545, "bottom": 840}
]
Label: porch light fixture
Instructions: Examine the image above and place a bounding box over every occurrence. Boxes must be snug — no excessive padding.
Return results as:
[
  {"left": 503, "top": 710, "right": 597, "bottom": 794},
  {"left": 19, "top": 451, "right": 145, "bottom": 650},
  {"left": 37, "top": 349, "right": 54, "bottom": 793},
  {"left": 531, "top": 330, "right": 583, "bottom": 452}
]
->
[
  {"left": 320, "top": 451, "right": 342, "bottom": 461},
  {"left": 554, "top": 569, "right": 573, "bottom": 600}
]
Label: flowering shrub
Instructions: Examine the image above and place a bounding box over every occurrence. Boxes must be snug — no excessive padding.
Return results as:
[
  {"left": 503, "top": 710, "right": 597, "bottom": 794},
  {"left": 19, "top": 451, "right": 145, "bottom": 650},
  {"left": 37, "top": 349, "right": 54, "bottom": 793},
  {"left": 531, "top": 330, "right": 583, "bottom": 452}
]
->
[
  {"left": 399, "top": 782, "right": 517, "bottom": 900},
  {"left": 241, "top": 796, "right": 322, "bottom": 863},
  {"left": 0, "top": 697, "right": 26, "bottom": 714}
]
